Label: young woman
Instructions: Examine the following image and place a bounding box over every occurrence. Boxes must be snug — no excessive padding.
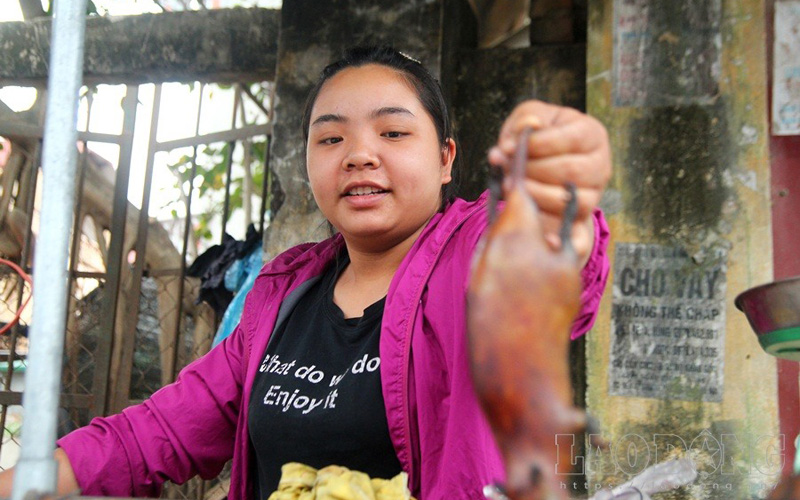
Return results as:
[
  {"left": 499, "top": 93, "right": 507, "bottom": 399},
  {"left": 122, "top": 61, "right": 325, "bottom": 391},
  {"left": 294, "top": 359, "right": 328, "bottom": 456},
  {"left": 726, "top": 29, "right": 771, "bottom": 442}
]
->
[{"left": 2, "top": 46, "right": 611, "bottom": 500}]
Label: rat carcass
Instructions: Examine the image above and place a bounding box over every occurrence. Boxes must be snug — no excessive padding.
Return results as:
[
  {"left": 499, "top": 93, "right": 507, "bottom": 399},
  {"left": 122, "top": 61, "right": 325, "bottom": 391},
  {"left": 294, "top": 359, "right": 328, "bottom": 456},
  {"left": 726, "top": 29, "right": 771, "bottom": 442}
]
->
[{"left": 467, "top": 127, "right": 589, "bottom": 500}]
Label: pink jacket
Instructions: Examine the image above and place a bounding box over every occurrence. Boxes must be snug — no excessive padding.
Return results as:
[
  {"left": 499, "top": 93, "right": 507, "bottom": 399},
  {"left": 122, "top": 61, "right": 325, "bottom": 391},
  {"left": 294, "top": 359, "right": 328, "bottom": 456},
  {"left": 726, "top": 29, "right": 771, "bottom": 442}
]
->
[{"left": 58, "top": 192, "right": 610, "bottom": 500}]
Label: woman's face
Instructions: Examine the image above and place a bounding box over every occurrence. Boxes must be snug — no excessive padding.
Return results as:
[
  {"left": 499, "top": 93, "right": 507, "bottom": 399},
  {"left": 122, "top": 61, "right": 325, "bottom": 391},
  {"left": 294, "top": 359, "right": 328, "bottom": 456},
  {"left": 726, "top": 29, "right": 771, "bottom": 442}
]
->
[{"left": 306, "top": 64, "right": 455, "bottom": 252}]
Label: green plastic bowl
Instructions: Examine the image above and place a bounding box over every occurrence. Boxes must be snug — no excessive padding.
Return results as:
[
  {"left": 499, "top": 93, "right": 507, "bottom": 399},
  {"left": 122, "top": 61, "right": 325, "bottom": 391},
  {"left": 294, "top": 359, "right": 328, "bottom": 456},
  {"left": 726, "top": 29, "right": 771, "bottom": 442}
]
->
[{"left": 735, "top": 276, "right": 800, "bottom": 361}]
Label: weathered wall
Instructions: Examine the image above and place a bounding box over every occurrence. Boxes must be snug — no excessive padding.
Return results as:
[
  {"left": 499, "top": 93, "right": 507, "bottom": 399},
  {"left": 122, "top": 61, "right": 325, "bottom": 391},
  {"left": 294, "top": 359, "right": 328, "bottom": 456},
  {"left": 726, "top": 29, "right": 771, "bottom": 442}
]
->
[
  {"left": 0, "top": 8, "right": 279, "bottom": 85},
  {"left": 586, "top": 0, "right": 779, "bottom": 498},
  {"left": 453, "top": 44, "right": 586, "bottom": 200}
]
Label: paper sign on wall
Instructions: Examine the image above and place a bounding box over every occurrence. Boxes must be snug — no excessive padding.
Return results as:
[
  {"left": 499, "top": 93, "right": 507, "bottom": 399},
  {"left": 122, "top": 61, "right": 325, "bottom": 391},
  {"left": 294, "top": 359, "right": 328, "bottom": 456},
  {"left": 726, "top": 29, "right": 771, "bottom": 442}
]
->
[{"left": 608, "top": 243, "right": 727, "bottom": 402}]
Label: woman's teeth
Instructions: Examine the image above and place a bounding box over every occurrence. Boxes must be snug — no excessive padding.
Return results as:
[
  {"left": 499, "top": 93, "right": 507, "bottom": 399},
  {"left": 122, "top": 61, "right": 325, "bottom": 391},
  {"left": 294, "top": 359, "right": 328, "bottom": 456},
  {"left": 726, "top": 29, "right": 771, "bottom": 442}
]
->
[{"left": 348, "top": 186, "right": 385, "bottom": 196}]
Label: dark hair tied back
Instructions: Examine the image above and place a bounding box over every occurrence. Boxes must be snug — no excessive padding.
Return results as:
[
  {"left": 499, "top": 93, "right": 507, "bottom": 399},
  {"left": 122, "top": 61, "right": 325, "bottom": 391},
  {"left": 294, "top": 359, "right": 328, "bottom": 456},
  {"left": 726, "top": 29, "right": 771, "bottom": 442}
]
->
[{"left": 301, "top": 45, "right": 459, "bottom": 208}]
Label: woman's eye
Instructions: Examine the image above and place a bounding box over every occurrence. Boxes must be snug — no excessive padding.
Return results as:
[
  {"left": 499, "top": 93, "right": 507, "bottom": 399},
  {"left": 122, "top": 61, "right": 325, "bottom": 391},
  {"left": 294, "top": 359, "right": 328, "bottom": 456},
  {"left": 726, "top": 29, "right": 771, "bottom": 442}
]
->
[
  {"left": 321, "top": 137, "right": 342, "bottom": 145},
  {"left": 383, "top": 131, "right": 405, "bottom": 139}
]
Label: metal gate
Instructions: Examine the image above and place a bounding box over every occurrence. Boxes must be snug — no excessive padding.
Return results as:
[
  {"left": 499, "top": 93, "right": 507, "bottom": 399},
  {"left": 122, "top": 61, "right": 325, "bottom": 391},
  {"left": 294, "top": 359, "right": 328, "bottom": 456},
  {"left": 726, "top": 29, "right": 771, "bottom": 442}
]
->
[{"left": 1, "top": 76, "right": 273, "bottom": 499}]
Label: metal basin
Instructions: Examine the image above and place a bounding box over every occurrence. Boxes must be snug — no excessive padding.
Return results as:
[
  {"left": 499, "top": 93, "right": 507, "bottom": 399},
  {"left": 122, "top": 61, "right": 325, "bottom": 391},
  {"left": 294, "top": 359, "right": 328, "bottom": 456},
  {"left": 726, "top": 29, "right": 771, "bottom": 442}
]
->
[{"left": 735, "top": 276, "right": 800, "bottom": 361}]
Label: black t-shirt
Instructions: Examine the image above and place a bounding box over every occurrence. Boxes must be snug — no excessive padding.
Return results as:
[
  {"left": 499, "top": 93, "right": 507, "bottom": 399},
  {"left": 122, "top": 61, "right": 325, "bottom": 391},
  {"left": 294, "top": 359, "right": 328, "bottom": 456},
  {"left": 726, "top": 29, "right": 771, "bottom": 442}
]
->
[{"left": 247, "top": 255, "right": 402, "bottom": 498}]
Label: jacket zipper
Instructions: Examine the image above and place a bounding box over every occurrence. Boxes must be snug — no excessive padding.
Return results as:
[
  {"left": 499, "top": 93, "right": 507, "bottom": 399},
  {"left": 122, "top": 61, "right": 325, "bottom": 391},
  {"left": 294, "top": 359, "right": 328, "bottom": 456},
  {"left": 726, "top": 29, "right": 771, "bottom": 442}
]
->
[{"left": 399, "top": 200, "right": 486, "bottom": 489}]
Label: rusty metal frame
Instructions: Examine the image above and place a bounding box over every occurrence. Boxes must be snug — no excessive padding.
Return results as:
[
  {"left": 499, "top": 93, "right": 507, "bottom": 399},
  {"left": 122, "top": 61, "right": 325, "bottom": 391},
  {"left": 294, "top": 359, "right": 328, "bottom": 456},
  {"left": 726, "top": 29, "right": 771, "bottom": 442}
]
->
[
  {"left": 154, "top": 123, "right": 272, "bottom": 152},
  {"left": 259, "top": 135, "right": 272, "bottom": 237},
  {"left": 220, "top": 87, "right": 241, "bottom": 240},
  {"left": 105, "top": 85, "right": 148, "bottom": 415},
  {"left": 90, "top": 85, "right": 140, "bottom": 418},
  {"left": 63, "top": 142, "right": 90, "bottom": 422},
  {"left": 0, "top": 76, "right": 272, "bottom": 500},
  {"left": 107, "top": 83, "right": 162, "bottom": 414},
  {"left": 12, "top": 0, "right": 89, "bottom": 493},
  {"left": 170, "top": 84, "right": 204, "bottom": 383}
]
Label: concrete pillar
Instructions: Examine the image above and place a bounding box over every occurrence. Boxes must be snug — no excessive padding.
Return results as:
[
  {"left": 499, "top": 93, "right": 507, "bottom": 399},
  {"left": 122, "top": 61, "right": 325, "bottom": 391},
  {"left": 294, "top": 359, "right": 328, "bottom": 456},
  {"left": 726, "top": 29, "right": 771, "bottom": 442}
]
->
[{"left": 586, "top": 0, "right": 779, "bottom": 496}]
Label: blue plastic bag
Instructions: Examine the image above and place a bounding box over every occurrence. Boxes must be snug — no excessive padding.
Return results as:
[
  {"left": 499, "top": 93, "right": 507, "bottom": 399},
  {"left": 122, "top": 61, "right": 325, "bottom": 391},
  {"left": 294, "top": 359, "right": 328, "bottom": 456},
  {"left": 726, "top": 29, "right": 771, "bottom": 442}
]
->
[{"left": 212, "top": 246, "right": 263, "bottom": 347}]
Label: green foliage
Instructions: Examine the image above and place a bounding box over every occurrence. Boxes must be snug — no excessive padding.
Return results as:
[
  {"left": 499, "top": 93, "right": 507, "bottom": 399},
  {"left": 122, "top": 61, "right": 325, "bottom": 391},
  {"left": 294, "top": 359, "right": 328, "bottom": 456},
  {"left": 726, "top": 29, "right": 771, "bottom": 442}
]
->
[
  {"left": 160, "top": 82, "right": 272, "bottom": 245},
  {"left": 163, "top": 137, "right": 268, "bottom": 244}
]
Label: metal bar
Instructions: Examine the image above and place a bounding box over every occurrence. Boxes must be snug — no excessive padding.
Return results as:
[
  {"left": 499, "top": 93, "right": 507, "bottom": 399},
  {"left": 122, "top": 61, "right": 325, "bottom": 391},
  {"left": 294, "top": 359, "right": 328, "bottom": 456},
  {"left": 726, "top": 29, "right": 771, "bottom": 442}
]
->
[
  {"left": 63, "top": 145, "right": 89, "bottom": 399},
  {"left": 0, "top": 353, "right": 22, "bottom": 364},
  {"left": 71, "top": 271, "right": 106, "bottom": 279},
  {"left": 259, "top": 136, "right": 271, "bottom": 236},
  {"left": 0, "top": 127, "right": 127, "bottom": 145},
  {"left": 2, "top": 92, "right": 270, "bottom": 151},
  {"left": 69, "top": 149, "right": 90, "bottom": 276},
  {"left": 0, "top": 392, "right": 93, "bottom": 408},
  {"left": 259, "top": 135, "right": 271, "bottom": 236},
  {"left": 170, "top": 84, "right": 204, "bottom": 382},
  {"left": 18, "top": 144, "right": 42, "bottom": 269},
  {"left": 171, "top": 157, "right": 197, "bottom": 382},
  {"left": 83, "top": 85, "right": 95, "bottom": 134},
  {"left": 90, "top": 215, "right": 109, "bottom": 268},
  {"left": 90, "top": 98, "right": 137, "bottom": 419},
  {"left": 154, "top": 123, "right": 271, "bottom": 152},
  {"left": 220, "top": 90, "right": 239, "bottom": 241},
  {"left": 145, "top": 268, "right": 183, "bottom": 277},
  {"left": 49, "top": 269, "right": 184, "bottom": 283},
  {"left": 0, "top": 120, "right": 44, "bottom": 140},
  {"left": 258, "top": 82, "right": 276, "bottom": 236},
  {"left": 79, "top": 130, "right": 129, "bottom": 144},
  {"left": 238, "top": 93, "right": 254, "bottom": 230},
  {"left": 12, "top": 0, "right": 88, "bottom": 496},
  {"left": 221, "top": 141, "right": 235, "bottom": 241},
  {"left": 106, "top": 86, "right": 142, "bottom": 414}
]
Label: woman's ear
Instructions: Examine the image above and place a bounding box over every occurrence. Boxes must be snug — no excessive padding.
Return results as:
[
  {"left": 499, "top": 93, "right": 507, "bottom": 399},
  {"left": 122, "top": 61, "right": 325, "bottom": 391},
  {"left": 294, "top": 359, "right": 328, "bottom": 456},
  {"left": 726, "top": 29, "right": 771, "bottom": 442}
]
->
[{"left": 441, "top": 138, "right": 456, "bottom": 184}]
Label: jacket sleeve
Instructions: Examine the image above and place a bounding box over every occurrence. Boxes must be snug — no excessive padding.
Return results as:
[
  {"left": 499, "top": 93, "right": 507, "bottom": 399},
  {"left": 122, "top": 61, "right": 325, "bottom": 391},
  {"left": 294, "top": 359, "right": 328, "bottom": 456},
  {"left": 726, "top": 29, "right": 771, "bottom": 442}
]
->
[
  {"left": 571, "top": 208, "right": 611, "bottom": 339},
  {"left": 56, "top": 321, "right": 248, "bottom": 497}
]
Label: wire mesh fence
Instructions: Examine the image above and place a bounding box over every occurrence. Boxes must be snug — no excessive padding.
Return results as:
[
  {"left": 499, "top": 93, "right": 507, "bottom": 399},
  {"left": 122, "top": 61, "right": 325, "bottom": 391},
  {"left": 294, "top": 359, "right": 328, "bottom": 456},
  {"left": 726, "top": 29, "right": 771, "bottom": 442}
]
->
[{"left": 0, "top": 257, "right": 33, "bottom": 471}]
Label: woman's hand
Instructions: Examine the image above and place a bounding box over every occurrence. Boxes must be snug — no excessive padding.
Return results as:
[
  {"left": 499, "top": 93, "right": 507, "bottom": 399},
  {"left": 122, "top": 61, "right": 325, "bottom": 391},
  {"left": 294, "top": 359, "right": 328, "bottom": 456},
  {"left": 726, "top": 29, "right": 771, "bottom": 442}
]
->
[
  {"left": 487, "top": 100, "right": 612, "bottom": 264},
  {"left": 0, "top": 448, "right": 79, "bottom": 497}
]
